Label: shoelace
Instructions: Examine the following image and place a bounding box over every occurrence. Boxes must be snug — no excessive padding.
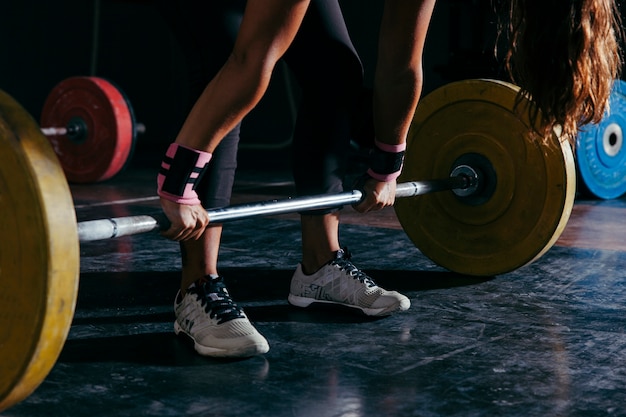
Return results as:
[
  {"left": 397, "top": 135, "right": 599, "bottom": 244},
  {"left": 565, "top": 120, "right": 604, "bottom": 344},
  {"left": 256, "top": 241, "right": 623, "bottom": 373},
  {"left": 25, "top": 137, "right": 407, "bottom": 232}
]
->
[
  {"left": 331, "top": 249, "right": 377, "bottom": 288},
  {"left": 193, "top": 278, "right": 246, "bottom": 324}
]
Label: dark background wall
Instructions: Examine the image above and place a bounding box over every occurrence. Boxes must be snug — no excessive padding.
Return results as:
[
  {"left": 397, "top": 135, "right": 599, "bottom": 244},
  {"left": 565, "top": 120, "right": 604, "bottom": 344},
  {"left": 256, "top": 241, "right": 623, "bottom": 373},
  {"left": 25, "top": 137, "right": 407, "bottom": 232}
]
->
[{"left": 0, "top": 0, "right": 508, "bottom": 167}]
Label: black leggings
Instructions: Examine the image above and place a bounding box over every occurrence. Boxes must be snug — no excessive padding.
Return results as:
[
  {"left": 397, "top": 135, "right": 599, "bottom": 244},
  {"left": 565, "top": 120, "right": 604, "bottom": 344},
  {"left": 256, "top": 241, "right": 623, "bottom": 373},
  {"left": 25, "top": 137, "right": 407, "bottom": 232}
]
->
[{"left": 158, "top": 0, "right": 363, "bottom": 209}]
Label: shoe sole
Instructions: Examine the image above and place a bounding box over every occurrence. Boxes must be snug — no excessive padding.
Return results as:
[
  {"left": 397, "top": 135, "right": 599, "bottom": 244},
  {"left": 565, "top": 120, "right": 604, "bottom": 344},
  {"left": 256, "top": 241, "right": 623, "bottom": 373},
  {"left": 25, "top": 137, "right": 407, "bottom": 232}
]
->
[
  {"left": 174, "top": 321, "right": 269, "bottom": 358},
  {"left": 288, "top": 294, "right": 410, "bottom": 317}
]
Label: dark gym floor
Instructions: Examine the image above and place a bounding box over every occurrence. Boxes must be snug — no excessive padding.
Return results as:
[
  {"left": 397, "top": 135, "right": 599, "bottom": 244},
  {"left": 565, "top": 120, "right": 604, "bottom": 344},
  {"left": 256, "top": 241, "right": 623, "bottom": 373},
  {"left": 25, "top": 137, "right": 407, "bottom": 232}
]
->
[{"left": 4, "top": 149, "right": 626, "bottom": 417}]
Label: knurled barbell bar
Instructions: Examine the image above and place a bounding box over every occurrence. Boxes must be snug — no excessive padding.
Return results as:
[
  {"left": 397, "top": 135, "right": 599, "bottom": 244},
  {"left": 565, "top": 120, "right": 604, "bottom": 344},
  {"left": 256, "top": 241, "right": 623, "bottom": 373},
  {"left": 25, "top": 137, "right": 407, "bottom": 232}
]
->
[
  {"left": 0, "top": 78, "right": 576, "bottom": 412},
  {"left": 76, "top": 172, "right": 475, "bottom": 242},
  {"left": 39, "top": 76, "right": 145, "bottom": 184}
]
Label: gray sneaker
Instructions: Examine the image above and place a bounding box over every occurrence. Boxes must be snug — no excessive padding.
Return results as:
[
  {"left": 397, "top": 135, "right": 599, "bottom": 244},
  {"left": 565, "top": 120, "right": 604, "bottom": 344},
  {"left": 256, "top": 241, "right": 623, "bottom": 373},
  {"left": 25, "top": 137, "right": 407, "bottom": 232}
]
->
[
  {"left": 288, "top": 248, "right": 410, "bottom": 316},
  {"left": 174, "top": 276, "right": 269, "bottom": 358}
]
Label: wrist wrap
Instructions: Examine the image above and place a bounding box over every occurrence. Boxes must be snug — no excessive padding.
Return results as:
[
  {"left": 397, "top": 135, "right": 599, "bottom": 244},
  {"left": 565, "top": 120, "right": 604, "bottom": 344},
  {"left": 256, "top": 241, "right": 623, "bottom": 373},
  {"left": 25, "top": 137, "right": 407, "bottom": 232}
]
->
[
  {"left": 157, "top": 143, "right": 212, "bottom": 205},
  {"left": 366, "top": 139, "right": 406, "bottom": 182}
]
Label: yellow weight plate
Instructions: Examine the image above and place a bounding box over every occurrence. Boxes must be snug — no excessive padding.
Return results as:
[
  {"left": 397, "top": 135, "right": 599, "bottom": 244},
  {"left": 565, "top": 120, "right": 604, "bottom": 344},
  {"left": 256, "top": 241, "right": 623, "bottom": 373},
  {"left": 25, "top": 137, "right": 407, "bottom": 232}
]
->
[
  {"left": 0, "top": 90, "right": 79, "bottom": 411},
  {"left": 395, "top": 79, "right": 576, "bottom": 276}
]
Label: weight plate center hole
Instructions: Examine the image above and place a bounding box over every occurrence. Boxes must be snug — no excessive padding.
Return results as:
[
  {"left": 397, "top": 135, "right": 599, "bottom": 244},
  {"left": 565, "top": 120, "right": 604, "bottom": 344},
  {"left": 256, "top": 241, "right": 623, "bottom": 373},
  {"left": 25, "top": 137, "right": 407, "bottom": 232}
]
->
[
  {"left": 603, "top": 122, "right": 623, "bottom": 157},
  {"left": 66, "top": 116, "right": 88, "bottom": 144},
  {"left": 450, "top": 153, "right": 497, "bottom": 206}
]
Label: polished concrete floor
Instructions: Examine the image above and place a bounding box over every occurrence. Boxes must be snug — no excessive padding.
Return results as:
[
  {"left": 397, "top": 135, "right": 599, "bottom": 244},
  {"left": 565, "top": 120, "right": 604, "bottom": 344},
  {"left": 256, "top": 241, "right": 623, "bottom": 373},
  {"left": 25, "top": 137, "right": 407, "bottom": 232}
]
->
[{"left": 4, "top": 150, "right": 626, "bottom": 417}]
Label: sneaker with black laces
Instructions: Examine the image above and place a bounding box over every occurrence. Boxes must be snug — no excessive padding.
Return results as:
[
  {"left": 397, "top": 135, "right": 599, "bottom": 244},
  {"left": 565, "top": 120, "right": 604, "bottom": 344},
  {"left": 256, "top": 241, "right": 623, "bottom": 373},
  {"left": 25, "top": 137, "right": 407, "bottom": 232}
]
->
[
  {"left": 288, "top": 248, "right": 410, "bottom": 316},
  {"left": 174, "top": 276, "right": 269, "bottom": 358}
]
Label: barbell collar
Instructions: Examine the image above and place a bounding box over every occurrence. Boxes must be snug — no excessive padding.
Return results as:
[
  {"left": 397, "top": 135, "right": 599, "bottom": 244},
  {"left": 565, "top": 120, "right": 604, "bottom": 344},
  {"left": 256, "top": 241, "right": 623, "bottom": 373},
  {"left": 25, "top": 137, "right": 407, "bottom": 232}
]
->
[
  {"left": 77, "top": 176, "right": 471, "bottom": 242},
  {"left": 41, "top": 118, "right": 90, "bottom": 144},
  {"left": 77, "top": 215, "right": 163, "bottom": 242}
]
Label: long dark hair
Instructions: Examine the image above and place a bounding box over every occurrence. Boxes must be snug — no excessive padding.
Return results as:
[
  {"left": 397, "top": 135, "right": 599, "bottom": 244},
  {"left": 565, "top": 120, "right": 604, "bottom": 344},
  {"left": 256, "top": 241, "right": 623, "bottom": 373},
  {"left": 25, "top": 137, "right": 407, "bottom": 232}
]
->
[{"left": 503, "top": 0, "right": 623, "bottom": 144}]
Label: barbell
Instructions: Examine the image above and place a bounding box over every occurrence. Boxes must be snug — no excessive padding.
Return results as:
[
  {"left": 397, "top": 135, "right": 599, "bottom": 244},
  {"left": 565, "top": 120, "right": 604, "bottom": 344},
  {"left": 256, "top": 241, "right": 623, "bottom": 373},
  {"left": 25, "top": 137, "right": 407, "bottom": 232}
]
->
[{"left": 0, "top": 79, "right": 576, "bottom": 412}]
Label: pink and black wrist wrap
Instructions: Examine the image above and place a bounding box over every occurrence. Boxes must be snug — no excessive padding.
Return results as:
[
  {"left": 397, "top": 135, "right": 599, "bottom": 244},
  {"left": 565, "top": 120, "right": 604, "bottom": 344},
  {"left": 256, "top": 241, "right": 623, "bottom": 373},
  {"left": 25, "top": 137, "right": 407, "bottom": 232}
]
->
[
  {"left": 157, "top": 143, "right": 212, "bottom": 205},
  {"left": 366, "top": 139, "right": 406, "bottom": 182}
]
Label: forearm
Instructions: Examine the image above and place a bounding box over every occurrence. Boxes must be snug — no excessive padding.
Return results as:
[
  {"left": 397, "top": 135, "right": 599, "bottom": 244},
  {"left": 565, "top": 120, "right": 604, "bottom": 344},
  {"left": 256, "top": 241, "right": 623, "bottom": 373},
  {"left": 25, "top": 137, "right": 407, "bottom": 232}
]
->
[
  {"left": 373, "top": 67, "right": 422, "bottom": 146},
  {"left": 373, "top": 0, "right": 436, "bottom": 147}
]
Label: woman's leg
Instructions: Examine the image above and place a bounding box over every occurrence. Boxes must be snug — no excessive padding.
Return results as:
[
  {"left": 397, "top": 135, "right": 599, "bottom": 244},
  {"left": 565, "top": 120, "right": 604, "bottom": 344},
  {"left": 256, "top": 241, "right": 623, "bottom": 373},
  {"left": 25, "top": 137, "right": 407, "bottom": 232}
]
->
[
  {"left": 158, "top": 0, "right": 268, "bottom": 358},
  {"left": 284, "top": 0, "right": 362, "bottom": 272},
  {"left": 180, "top": 128, "right": 240, "bottom": 292},
  {"left": 284, "top": 0, "right": 410, "bottom": 316}
]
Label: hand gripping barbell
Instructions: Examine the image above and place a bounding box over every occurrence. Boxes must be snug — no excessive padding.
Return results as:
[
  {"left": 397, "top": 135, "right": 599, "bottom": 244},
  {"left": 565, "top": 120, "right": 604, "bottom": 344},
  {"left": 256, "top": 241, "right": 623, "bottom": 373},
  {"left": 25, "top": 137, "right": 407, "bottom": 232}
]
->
[{"left": 0, "top": 79, "right": 576, "bottom": 412}]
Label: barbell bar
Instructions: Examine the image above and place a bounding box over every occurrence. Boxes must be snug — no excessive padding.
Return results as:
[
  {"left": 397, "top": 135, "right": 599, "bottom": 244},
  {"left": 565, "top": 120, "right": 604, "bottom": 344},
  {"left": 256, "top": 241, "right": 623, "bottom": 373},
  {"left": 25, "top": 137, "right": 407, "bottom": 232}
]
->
[
  {"left": 0, "top": 78, "right": 576, "bottom": 412},
  {"left": 76, "top": 174, "right": 474, "bottom": 242}
]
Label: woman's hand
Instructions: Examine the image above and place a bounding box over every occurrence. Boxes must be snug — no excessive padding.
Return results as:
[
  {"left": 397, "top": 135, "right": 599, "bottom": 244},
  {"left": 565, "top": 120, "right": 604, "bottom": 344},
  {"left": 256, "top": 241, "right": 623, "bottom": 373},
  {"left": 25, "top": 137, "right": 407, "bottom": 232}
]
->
[
  {"left": 352, "top": 176, "right": 397, "bottom": 213},
  {"left": 160, "top": 198, "right": 210, "bottom": 241}
]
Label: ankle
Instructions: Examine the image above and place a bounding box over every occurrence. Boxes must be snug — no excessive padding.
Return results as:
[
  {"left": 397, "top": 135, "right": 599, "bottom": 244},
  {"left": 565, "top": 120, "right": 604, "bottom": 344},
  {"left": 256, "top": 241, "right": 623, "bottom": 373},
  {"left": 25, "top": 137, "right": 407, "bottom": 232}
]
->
[
  {"left": 301, "top": 255, "right": 336, "bottom": 275},
  {"left": 180, "top": 273, "right": 219, "bottom": 295},
  {"left": 300, "top": 263, "right": 316, "bottom": 276}
]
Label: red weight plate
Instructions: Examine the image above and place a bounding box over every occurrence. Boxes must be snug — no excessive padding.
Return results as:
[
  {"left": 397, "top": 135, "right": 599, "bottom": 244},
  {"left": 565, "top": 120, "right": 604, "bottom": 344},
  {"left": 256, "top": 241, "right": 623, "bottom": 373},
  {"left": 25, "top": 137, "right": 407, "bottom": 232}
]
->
[{"left": 40, "top": 77, "right": 134, "bottom": 183}]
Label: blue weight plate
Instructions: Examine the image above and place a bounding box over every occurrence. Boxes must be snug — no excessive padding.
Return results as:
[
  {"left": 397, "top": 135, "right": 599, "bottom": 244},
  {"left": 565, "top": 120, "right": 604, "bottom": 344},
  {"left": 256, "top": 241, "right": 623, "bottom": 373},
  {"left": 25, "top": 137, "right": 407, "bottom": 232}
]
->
[{"left": 576, "top": 79, "right": 626, "bottom": 199}]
